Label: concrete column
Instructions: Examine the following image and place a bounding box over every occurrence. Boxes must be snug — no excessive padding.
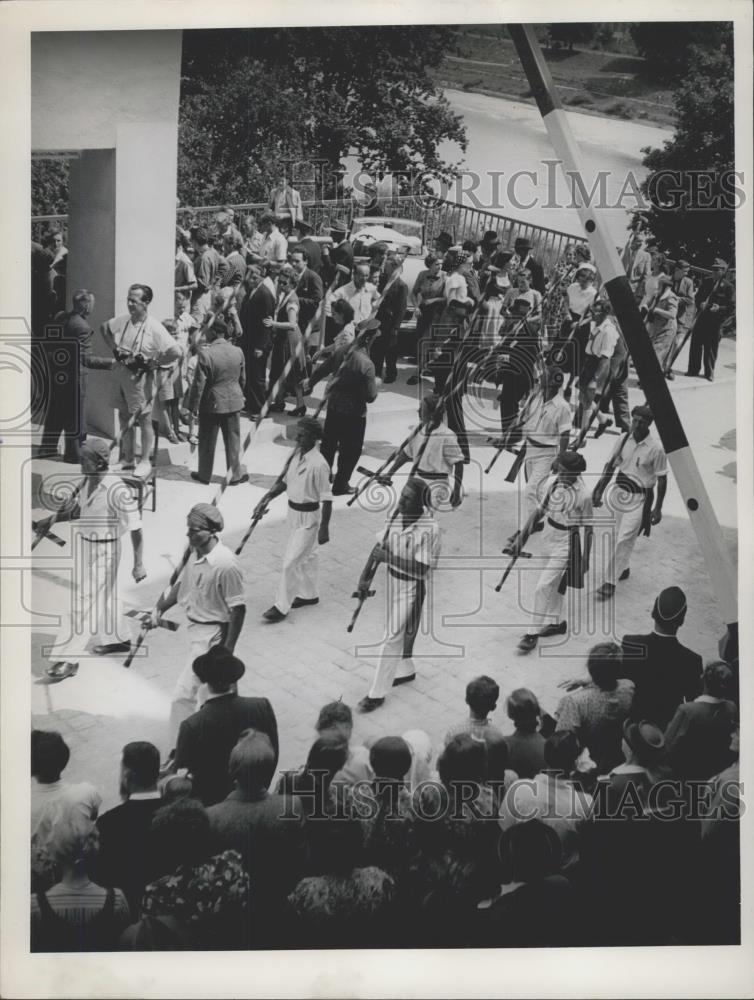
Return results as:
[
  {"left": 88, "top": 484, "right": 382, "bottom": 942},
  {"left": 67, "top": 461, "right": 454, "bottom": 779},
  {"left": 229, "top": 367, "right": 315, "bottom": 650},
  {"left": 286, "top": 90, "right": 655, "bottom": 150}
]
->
[{"left": 67, "top": 149, "right": 116, "bottom": 437}]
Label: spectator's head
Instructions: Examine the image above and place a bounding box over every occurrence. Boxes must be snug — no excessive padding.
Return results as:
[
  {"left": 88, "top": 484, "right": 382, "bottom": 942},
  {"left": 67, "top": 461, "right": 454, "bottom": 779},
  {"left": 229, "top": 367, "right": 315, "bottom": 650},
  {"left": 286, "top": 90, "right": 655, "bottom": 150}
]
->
[
  {"left": 228, "top": 729, "right": 277, "bottom": 797},
  {"left": 31, "top": 729, "right": 70, "bottom": 783},
  {"left": 651, "top": 586, "right": 687, "bottom": 634},
  {"left": 543, "top": 732, "right": 579, "bottom": 777},
  {"left": 245, "top": 263, "right": 264, "bottom": 291},
  {"left": 622, "top": 719, "right": 665, "bottom": 768},
  {"left": 556, "top": 450, "right": 586, "bottom": 484},
  {"left": 289, "top": 247, "right": 308, "bottom": 274},
  {"left": 353, "top": 262, "right": 370, "bottom": 288},
  {"left": 306, "top": 817, "right": 365, "bottom": 876},
  {"left": 506, "top": 688, "right": 541, "bottom": 732},
  {"left": 126, "top": 284, "right": 152, "bottom": 320},
  {"left": 120, "top": 741, "right": 160, "bottom": 797},
  {"left": 498, "top": 820, "right": 562, "bottom": 883},
  {"left": 192, "top": 644, "right": 245, "bottom": 695},
  {"left": 586, "top": 642, "right": 622, "bottom": 691},
  {"left": 243, "top": 214, "right": 258, "bottom": 234},
  {"left": 316, "top": 700, "right": 353, "bottom": 742},
  {"left": 331, "top": 298, "right": 355, "bottom": 328},
  {"left": 175, "top": 288, "right": 191, "bottom": 313},
  {"left": 43, "top": 228, "right": 64, "bottom": 252},
  {"left": 673, "top": 259, "right": 691, "bottom": 278},
  {"left": 435, "top": 230, "right": 453, "bottom": 252},
  {"left": 438, "top": 734, "right": 487, "bottom": 788},
  {"left": 516, "top": 269, "right": 531, "bottom": 290},
  {"left": 258, "top": 212, "right": 276, "bottom": 233},
  {"left": 369, "top": 737, "right": 411, "bottom": 782},
  {"left": 304, "top": 735, "right": 349, "bottom": 785},
  {"left": 424, "top": 252, "right": 442, "bottom": 272},
  {"left": 462, "top": 238, "right": 480, "bottom": 262},
  {"left": 46, "top": 806, "right": 99, "bottom": 870},
  {"left": 465, "top": 675, "right": 500, "bottom": 719},
  {"left": 702, "top": 660, "right": 733, "bottom": 699},
  {"left": 71, "top": 289, "right": 94, "bottom": 317},
  {"left": 192, "top": 227, "right": 209, "bottom": 248},
  {"left": 591, "top": 298, "right": 610, "bottom": 323},
  {"left": 576, "top": 262, "right": 597, "bottom": 285},
  {"left": 383, "top": 252, "right": 402, "bottom": 276},
  {"left": 150, "top": 798, "right": 211, "bottom": 874},
  {"left": 574, "top": 243, "right": 592, "bottom": 262},
  {"left": 160, "top": 774, "right": 194, "bottom": 805},
  {"left": 650, "top": 251, "right": 667, "bottom": 276}
]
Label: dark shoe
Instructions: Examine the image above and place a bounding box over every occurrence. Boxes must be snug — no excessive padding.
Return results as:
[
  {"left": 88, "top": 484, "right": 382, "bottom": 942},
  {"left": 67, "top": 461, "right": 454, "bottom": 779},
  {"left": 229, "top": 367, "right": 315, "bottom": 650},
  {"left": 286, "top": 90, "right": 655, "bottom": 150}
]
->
[
  {"left": 291, "top": 596, "right": 319, "bottom": 609},
  {"left": 594, "top": 418, "right": 612, "bottom": 439},
  {"left": 228, "top": 474, "right": 249, "bottom": 486},
  {"left": 92, "top": 642, "right": 131, "bottom": 655},
  {"left": 596, "top": 583, "right": 616, "bottom": 600},
  {"left": 684, "top": 371, "right": 699, "bottom": 378},
  {"left": 45, "top": 661, "right": 79, "bottom": 683},
  {"left": 262, "top": 605, "right": 287, "bottom": 623},
  {"left": 665, "top": 371, "right": 675, "bottom": 380},
  {"left": 268, "top": 402, "right": 285, "bottom": 413},
  {"left": 619, "top": 568, "right": 630, "bottom": 582},
  {"left": 190, "top": 472, "right": 210, "bottom": 484},
  {"left": 358, "top": 696, "right": 385, "bottom": 713},
  {"left": 392, "top": 673, "right": 416, "bottom": 687},
  {"left": 517, "top": 634, "right": 538, "bottom": 653},
  {"left": 288, "top": 406, "right": 307, "bottom": 417},
  {"left": 705, "top": 374, "right": 714, "bottom": 382},
  {"left": 539, "top": 621, "right": 567, "bottom": 638},
  {"left": 332, "top": 483, "right": 356, "bottom": 496},
  {"left": 383, "top": 374, "right": 397, "bottom": 384},
  {"left": 406, "top": 375, "right": 420, "bottom": 386}
]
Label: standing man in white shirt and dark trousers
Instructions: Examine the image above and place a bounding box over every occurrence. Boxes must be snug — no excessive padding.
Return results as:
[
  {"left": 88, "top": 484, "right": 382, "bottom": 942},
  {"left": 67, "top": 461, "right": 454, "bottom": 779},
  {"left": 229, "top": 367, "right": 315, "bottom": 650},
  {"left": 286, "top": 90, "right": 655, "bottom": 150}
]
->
[
  {"left": 254, "top": 416, "right": 333, "bottom": 623},
  {"left": 595, "top": 405, "right": 667, "bottom": 601},
  {"left": 358, "top": 478, "right": 442, "bottom": 713},
  {"left": 519, "top": 365, "right": 571, "bottom": 525}
]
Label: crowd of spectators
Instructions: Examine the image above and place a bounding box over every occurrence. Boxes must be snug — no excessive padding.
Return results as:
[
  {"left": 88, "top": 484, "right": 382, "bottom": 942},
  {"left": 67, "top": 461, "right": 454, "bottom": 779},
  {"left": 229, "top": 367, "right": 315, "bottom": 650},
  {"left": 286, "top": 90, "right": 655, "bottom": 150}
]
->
[{"left": 30, "top": 587, "right": 740, "bottom": 952}]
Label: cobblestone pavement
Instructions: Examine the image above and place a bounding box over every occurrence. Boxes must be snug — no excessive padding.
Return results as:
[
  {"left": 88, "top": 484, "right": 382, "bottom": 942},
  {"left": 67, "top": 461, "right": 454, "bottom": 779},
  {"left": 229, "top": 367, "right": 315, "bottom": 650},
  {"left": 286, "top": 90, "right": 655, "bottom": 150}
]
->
[{"left": 30, "top": 338, "right": 737, "bottom": 811}]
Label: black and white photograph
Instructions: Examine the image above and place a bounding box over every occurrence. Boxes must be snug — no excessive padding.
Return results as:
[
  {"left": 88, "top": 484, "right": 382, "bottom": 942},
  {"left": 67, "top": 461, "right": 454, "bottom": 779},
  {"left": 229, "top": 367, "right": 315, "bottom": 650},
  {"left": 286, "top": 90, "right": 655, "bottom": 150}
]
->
[{"left": 1, "top": 1, "right": 752, "bottom": 996}]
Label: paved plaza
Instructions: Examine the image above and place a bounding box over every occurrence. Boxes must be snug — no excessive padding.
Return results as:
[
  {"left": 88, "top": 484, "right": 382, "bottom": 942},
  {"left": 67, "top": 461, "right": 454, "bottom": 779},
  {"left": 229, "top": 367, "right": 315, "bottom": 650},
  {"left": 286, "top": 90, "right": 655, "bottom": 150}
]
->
[{"left": 30, "top": 340, "right": 737, "bottom": 812}]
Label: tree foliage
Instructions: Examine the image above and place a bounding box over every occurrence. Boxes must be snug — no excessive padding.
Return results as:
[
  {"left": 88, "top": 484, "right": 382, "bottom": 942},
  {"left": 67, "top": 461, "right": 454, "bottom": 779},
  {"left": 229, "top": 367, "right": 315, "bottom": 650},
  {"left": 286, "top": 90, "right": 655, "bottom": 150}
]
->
[
  {"left": 177, "top": 26, "right": 467, "bottom": 206},
  {"left": 629, "top": 22, "right": 732, "bottom": 81},
  {"left": 546, "top": 24, "right": 597, "bottom": 51},
  {"left": 31, "top": 160, "right": 69, "bottom": 218},
  {"left": 637, "top": 41, "right": 735, "bottom": 263}
]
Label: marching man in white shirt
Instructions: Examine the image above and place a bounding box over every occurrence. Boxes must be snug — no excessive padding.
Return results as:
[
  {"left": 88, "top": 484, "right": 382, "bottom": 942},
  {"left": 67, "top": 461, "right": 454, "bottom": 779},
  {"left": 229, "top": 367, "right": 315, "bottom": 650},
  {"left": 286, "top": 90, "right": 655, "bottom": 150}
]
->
[
  {"left": 358, "top": 478, "right": 442, "bottom": 713},
  {"left": 519, "top": 365, "right": 571, "bottom": 525},
  {"left": 255, "top": 416, "right": 334, "bottom": 623},
  {"left": 595, "top": 404, "right": 667, "bottom": 600},
  {"left": 389, "top": 393, "right": 465, "bottom": 508},
  {"left": 577, "top": 299, "right": 619, "bottom": 439}
]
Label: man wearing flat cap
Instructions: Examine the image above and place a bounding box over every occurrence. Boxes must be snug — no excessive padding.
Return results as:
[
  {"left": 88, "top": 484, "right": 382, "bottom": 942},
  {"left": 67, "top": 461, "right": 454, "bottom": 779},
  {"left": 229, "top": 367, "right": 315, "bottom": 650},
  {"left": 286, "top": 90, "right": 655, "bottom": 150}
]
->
[
  {"left": 321, "top": 219, "right": 353, "bottom": 287},
  {"left": 43, "top": 438, "right": 146, "bottom": 683},
  {"left": 173, "top": 646, "right": 278, "bottom": 807},
  {"left": 518, "top": 451, "right": 593, "bottom": 653},
  {"left": 687, "top": 258, "right": 735, "bottom": 381},
  {"left": 147, "top": 502, "right": 246, "bottom": 740},
  {"left": 254, "top": 416, "right": 333, "bottom": 623},
  {"left": 595, "top": 405, "right": 667, "bottom": 601}
]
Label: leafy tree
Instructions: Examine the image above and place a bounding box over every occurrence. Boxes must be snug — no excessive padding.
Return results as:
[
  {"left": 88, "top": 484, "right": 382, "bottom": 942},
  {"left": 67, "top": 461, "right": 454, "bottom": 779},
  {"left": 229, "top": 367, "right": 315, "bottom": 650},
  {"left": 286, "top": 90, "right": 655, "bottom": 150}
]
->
[
  {"left": 637, "top": 42, "right": 735, "bottom": 263},
  {"left": 546, "top": 24, "right": 597, "bottom": 52},
  {"left": 629, "top": 22, "right": 732, "bottom": 81},
  {"left": 31, "top": 160, "right": 69, "bottom": 218},
  {"left": 177, "top": 26, "right": 467, "bottom": 206}
]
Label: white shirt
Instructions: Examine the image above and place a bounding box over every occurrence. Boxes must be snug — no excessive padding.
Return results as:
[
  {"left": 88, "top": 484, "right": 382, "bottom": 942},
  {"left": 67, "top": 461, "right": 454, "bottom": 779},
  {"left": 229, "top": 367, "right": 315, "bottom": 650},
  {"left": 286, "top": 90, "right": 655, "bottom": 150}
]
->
[
  {"left": 107, "top": 313, "right": 174, "bottom": 360},
  {"left": 566, "top": 282, "right": 597, "bottom": 316},
  {"left": 31, "top": 779, "right": 102, "bottom": 841},
  {"left": 405, "top": 424, "right": 464, "bottom": 474},
  {"left": 444, "top": 271, "right": 470, "bottom": 304},
  {"left": 498, "top": 774, "right": 593, "bottom": 869},
  {"left": 78, "top": 474, "right": 142, "bottom": 540},
  {"left": 616, "top": 433, "right": 667, "bottom": 489},
  {"left": 327, "top": 281, "right": 379, "bottom": 323},
  {"left": 284, "top": 447, "right": 333, "bottom": 504},
  {"left": 543, "top": 475, "right": 593, "bottom": 526},
  {"left": 261, "top": 229, "right": 288, "bottom": 265},
  {"left": 523, "top": 392, "right": 572, "bottom": 447},
  {"left": 178, "top": 541, "right": 245, "bottom": 623},
  {"left": 585, "top": 317, "right": 619, "bottom": 358},
  {"left": 379, "top": 514, "right": 441, "bottom": 577}
]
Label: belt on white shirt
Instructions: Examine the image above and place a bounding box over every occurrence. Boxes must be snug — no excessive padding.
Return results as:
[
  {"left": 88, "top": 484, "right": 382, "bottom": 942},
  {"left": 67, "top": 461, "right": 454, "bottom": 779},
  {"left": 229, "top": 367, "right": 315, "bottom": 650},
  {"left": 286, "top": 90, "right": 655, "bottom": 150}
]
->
[
  {"left": 526, "top": 439, "right": 556, "bottom": 449},
  {"left": 187, "top": 617, "right": 228, "bottom": 627},
  {"left": 82, "top": 536, "right": 118, "bottom": 543},
  {"left": 547, "top": 518, "right": 575, "bottom": 531},
  {"left": 389, "top": 568, "right": 420, "bottom": 582},
  {"left": 288, "top": 500, "right": 319, "bottom": 512},
  {"left": 417, "top": 470, "right": 448, "bottom": 480}
]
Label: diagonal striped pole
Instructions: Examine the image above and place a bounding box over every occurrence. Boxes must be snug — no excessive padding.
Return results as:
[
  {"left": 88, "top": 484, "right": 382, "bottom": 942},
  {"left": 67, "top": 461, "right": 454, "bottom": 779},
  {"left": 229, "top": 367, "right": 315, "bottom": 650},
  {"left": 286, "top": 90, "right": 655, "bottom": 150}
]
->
[{"left": 508, "top": 24, "right": 736, "bottom": 630}]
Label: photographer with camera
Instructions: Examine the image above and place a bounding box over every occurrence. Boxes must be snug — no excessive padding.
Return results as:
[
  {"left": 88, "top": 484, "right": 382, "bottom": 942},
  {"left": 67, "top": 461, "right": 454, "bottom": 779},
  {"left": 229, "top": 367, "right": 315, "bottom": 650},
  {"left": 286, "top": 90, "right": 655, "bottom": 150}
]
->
[{"left": 102, "top": 284, "right": 182, "bottom": 479}]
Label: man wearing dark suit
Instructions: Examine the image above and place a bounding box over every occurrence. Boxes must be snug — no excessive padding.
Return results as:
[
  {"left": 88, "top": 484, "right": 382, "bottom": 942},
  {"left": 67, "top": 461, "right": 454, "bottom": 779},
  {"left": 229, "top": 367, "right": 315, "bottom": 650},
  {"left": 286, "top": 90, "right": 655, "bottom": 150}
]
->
[
  {"left": 290, "top": 246, "right": 323, "bottom": 335},
  {"left": 371, "top": 254, "right": 409, "bottom": 383},
  {"left": 95, "top": 741, "right": 162, "bottom": 916},
  {"left": 174, "top": 647, "right": 279, "bottom": 807},
  {"left": 321, "top": 220, "right": 354, "bottom": 286},
  {"left": 189, "top": 316, "right": 247, "bottom": 485},
  {"left": 291, "top": 219, "right": 323, "bottom": 275},
  {"left": 514, "top": 237, "right": 546, "bottom": 295},
  {"left": 687, "top": 258, "right": 735, "bottom": 381},
  {"left": 239, "top": 265, "right": 276, "bottom": 415},
  {"left": 620, "top": 586, "right": 703, "bottom": 729},
  {"left": 206, "top": 730, "right": 306, "bottom": 945}
]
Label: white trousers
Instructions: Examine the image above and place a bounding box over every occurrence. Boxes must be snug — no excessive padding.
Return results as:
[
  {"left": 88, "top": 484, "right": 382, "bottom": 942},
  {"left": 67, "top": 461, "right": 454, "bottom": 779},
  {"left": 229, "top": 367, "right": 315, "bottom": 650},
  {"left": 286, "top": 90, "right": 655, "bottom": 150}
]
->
[
  {"left": 524, "top": 448, "right": 557, "bottom": 521},
  {"left": 275, "top": 507, "right": 321, "bottom": 614},
  {"left": 603, "top": 487, "right": 645, "bottom": 586},
  {"left": 530, "top": 524, "right": 570, "bottom": 631},
  {"left": 368, "top": 574, "right": 420, "bottom": 700},
  {"left": 49, "top": 537, "right": 131, "bottom": 662},
  {"left": 169, "top": 621, "right": 226, "bottom": 741}
]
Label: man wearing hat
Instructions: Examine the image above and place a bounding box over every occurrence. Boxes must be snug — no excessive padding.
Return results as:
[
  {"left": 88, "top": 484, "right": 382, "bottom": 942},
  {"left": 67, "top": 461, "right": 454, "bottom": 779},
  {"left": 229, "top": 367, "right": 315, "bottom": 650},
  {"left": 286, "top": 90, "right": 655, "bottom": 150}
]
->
[
  {"left": 253, "top": 416, "right": 333, "bottom": 623},
  {"left": 518, "top": 451, "right": 593, "bottom": 653},
  {"left": 687, "top": 258, "right": 735, "bottom": 381},
  {"left": 147, "top": 502, "right": 246, "bottom": 739},
  {"left": 478, "top": 230, "right": 501, "bottom": 275},
  {"left": 600, "top": 719, "right": 668, "bottom": 804},
  {"left": 620, "top": 586, "right": 703, "bottom": 729},
  {"left": 644, "top": 273, "right": 678, "bottom": 368},
  {"left": 513, "top": 235, "right": 545, "bottom": 295},
  {"left": 595, "top": 405, "right": 667, "bottom": 600},
  {"left": 665, "top": 260, "right": 696, "bottom": 378},
  {"left": 173, "top": 646, "right": 278, "bottom": 807},
  {"left": 43, "top": 438, "right": 146, "bottom": 682},
  {"left": 321, "top": 219, "right": 353, "bottom": 287},
  {"left": 188, "top": 316, "right": 248, "bottom": 486}
]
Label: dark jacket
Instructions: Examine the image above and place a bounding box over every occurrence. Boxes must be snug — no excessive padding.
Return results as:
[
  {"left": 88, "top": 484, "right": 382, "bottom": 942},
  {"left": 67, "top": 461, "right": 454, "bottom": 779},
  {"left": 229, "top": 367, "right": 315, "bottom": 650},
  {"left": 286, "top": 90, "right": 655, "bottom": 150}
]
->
[
  {"left": 323, "top": 240, "right": 354, "bottom": 285},
  {"left": 520, "top": 255, "right": 546, "bottom": 295},
  {"left": 239, "top": 283, "right": 276, "bottom": 353},
  {"left": 694, "top": 276, "right": 734, "bottom": 320},
  {"left": 664, "top": 699, "right": 737, "bottom": 781},
  {"left": 174, "top": 694, "right": 279, "bottom": 807},
  {"left": 189, "top": 338, "right": 245, "bottom": 415},
  {"left": 51, "top": 310, "right": 114, "bottom": 378},
  {"left": 620, "top": 632, "right": 703, "bottom": 729},
  {"left": 298, "top": 238, "right": 323, "bottom": 275},
  {"left": 377, "top": 274, "right": 409, "bottom": 332},
  {"left": 294, "top": 267, "right": 324, "bottom": 333},
  {"left": 95, "top": 797, "right": 162, "bottom": 914}
]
